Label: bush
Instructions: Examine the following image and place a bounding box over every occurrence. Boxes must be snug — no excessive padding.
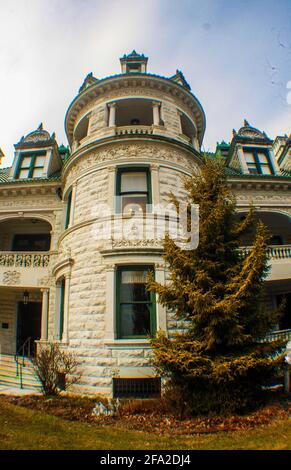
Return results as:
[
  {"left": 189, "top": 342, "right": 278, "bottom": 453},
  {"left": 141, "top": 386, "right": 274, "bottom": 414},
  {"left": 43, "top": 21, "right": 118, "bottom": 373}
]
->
[{"left": 32, "top": 343, "right": 80, "bottom": 396}]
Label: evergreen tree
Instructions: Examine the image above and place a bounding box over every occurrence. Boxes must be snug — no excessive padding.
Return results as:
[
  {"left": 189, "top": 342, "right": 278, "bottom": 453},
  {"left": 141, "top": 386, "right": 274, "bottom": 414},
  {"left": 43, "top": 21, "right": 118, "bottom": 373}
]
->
[{"left": 147, "top": 158, "right": 285, "bottom": 415}]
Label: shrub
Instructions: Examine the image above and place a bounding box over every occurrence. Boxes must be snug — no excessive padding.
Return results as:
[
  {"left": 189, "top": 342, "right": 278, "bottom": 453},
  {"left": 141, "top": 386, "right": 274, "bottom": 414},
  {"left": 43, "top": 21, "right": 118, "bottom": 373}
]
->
[{"left": 32, "top": 343, "right": 81, "bottom": 396}]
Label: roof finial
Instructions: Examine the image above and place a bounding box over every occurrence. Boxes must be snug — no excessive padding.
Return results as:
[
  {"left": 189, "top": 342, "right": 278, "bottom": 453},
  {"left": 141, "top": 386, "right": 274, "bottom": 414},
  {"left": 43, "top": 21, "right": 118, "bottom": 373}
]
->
[
  {"left": 38, "top": 123, "right": 43, "bottom": 131},
  {"left": 244, "top": 119, "right": 250, "bottom": 127}
]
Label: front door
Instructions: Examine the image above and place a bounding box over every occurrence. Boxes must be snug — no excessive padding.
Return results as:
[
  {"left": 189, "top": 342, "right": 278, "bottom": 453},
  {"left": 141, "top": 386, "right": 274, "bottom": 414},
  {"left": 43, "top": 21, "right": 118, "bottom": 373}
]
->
[{"left": 16, "top": 302, "right": 42, "bottom": 356}]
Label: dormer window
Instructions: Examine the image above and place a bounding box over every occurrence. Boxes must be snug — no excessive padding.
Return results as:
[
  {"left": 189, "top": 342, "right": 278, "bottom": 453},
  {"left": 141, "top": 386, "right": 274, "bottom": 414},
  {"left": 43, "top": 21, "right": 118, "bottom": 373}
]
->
[
  {"left": 16, "top": 153, "right": 46, "bottom": 179},
  {"left": 126, "top": 63, "right": 141, "bottom": 73},
  {"left": 243, "top": 148, "right": 274, "bottom": 175}
]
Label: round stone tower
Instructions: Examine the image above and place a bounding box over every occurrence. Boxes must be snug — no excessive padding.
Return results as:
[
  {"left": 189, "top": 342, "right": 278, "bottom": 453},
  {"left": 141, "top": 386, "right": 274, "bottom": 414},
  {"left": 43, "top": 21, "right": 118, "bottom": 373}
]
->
[{"left": 54, "top": 51, "right": 206, "bottom": 396}]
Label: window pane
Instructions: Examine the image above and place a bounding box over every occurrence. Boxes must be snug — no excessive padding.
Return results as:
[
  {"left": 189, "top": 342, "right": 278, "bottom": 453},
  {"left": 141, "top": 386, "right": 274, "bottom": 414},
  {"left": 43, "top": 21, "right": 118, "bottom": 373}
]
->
[
  {"left": 121, "top": 172, "right": 147, "bottom": 192},
  {"left": 248, "top": 166, "right": 259, "bottom": 175},
  {"left": 257, "top": 153, "right": 268, "bottom": 164},
  {"left": 244, "top": 152, "right": 255, "bottom": 163},
  {"left": 20, "top": 156, "right": 32, "bottom": 168},
  {"left": 32, "top": 167, "right": 44, "bottom": 178},
  {"left": 261, "top": 165, "right": 272, "bottom": 175},
  {"left": 34, "top": 155, "right": 46, "bottom": 166},
  {"left": 120, "top": 270, "right": 150, "bottom": 302},
  {"left": 122, "top": 195, "right": 148, "bottom": 213},
  {"left": 120, "top": 303, "right": 151, "bottom": 337},
  {"left": 18, "top": 169, "right": 30, "bottom": 179}
]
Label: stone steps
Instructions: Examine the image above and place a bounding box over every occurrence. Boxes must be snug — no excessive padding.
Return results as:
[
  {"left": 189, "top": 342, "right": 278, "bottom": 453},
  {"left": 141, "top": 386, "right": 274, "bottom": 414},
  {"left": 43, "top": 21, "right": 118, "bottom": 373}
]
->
[{"left": 0, "top": 354, "right": 42, "bottom": 391}]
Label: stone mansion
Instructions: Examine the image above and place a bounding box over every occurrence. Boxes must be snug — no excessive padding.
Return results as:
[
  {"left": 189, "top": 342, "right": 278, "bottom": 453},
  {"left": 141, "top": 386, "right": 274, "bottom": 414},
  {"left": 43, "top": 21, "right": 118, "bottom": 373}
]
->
[{"left": 0, "top": 51, "right": 290, "bottom": 396}]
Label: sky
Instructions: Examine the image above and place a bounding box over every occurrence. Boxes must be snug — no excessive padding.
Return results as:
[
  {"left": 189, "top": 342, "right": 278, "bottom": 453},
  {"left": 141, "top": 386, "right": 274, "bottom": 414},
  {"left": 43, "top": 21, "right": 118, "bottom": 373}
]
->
[{"left": 0, "top": 0, "right": 290, "bottom": 167}]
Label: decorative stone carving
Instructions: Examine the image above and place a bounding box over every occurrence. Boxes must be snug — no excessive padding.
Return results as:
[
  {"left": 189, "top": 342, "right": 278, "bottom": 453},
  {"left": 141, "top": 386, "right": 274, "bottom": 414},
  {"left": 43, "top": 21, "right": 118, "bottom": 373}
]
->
[
  {"left": 64, "top": 142, "right": 200, "bottom": 185},
  {"left": 111, "top": 238, "right": 163, "bottom": 249},
  {"left": 2, "top": 271, "right": 21, "bottom": 285},
  {"left": 37, "top": 275, "right": 54, "bottom": 287}
]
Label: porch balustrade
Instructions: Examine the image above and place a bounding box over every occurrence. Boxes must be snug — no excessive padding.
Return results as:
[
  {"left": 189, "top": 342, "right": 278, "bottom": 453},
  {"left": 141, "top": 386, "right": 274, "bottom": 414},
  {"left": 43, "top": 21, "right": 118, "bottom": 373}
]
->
[
  {"left": 0, "top": 252, "right": 50, "bottom": 268},
  {"left": 240, "top": 245, "right": 291, "bottom": 260}
]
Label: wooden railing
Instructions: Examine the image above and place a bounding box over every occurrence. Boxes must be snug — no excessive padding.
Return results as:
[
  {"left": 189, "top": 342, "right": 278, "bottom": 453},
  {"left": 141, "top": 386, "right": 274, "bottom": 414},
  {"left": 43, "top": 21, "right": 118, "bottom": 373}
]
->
[
  {"left": 240, "top": 245, "right": 291, "bottom": 260},
  {"left": 0, "top": 252, "right": 50, "bottom": 268}
]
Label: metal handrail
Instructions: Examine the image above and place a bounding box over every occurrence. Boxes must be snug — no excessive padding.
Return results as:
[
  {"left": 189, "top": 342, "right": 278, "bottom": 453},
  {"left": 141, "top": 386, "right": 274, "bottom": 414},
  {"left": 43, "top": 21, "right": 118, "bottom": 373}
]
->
[{"left": 14, "top": 337, "right": 32, "bottom": 389}]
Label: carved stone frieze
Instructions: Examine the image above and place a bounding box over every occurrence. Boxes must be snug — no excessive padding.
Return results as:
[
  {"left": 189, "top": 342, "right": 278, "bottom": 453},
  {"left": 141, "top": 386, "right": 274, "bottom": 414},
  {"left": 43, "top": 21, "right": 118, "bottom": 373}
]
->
[
  {"left": 2, "top": 271, "right": 21, "bottom": 285},
  {"left": 64, "top": 142, "right": 199, "bottom": 186}
]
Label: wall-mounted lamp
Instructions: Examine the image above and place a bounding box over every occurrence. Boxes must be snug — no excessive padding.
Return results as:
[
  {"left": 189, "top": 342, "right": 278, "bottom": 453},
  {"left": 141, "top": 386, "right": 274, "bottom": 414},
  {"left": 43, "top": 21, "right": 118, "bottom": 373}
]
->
[{"left": 23, "top": 290, "right": 29, "bottom": 305}]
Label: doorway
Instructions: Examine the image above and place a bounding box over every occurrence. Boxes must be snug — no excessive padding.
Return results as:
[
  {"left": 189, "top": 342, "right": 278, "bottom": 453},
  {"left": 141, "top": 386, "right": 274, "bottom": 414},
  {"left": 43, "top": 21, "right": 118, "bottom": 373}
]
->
[{"left": 16, "top": 301, "right": 42, "bottom": 356}]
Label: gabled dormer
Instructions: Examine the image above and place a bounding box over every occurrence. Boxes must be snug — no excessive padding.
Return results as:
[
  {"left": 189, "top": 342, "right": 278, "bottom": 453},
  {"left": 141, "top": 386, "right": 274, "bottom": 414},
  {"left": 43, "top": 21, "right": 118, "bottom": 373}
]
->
[
  {"left": 0, "top": 148, "right": 4, "bottom": 166},
  {"left": 273, "top": 135, "right": 291, "bottom": 172},
  {"left": 120, "top": 50, "right": 148, "bottom": 74},
  {"left": 79, "top": 72, "right": 99, "bottom": 94},
  {"left": 169, "top": 70, "right": 191, "bottom": 90},
  {"left": 227, "top": 120, "right": 280, "bottom": 176},
  {"left": 10, "top": 124, "right": 62, "bottom": 180}
]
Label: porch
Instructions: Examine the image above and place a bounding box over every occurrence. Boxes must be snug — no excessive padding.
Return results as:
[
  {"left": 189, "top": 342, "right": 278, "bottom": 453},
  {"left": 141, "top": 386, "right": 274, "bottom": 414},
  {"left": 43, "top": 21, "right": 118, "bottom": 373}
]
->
[
  {"left": 0, "top": 217, "right": 52, "bottom": 288},
  {"left": 0, "top": 286, "right": 49, "bottom": 356}
]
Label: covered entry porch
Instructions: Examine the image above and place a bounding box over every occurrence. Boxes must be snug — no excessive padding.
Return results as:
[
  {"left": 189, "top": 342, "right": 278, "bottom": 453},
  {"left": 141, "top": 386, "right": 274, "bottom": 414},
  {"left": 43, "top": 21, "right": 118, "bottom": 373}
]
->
[{"left": 0, "top": 286, "right": 49, "bottom": 357}]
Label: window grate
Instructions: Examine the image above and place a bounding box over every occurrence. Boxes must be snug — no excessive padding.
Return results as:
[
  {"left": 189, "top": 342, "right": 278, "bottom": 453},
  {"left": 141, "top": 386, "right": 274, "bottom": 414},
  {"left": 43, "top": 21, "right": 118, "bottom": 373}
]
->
[{"left": 113, "top": 378, "right": 161, "bottom": 398}]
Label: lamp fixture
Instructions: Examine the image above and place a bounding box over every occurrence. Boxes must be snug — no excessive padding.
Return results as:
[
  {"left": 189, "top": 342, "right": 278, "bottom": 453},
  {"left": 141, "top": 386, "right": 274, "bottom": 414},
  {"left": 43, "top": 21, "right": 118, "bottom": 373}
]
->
[{"left": 23, "top": 290, "right": 29, "bottom": 305}]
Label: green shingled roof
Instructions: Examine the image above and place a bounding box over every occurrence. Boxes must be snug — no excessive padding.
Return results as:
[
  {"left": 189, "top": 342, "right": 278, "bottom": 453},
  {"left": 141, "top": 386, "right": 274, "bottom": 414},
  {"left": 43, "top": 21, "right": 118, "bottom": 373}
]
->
[
  {"left": 0, "top": 168, "right": 61, "bottom": 185},
  {"left": 0, "top": 167, "right": 10, "bottom": 182}
]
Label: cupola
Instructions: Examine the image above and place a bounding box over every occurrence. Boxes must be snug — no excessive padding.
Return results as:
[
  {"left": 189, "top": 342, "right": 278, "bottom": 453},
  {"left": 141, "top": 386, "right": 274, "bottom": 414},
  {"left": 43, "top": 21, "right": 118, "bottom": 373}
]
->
[{"left": 120, "top": 50, "right": 148, "bottom": 74}]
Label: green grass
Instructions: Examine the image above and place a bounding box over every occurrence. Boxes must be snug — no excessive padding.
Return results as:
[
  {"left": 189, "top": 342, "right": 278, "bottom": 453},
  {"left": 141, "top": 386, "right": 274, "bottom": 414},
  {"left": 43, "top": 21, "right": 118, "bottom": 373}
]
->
[{"left": 0, "top": 400, "right": 290, "bottom": 450}]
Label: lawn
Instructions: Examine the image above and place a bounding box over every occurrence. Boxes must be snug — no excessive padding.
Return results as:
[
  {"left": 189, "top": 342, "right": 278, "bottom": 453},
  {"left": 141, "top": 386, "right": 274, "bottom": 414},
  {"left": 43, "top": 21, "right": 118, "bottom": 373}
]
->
[{"left": 0, "top": 399, "right": 290, "bottom": 450}]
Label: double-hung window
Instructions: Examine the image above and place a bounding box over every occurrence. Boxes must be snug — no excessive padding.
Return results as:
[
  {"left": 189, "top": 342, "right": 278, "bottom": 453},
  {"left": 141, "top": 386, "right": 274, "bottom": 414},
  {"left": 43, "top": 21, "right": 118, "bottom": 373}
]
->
[
  {"left": 243, "top": 148, "right": 274, "bottom": 175},
  {"left": 16, "top": 153, "right": 46, "bottom": 179},
  {"left": 116, "top": 266, "right": 156, "bottom": 339},
  {"left": 116, "top": 167, "right": 151, "bottom": 214}
]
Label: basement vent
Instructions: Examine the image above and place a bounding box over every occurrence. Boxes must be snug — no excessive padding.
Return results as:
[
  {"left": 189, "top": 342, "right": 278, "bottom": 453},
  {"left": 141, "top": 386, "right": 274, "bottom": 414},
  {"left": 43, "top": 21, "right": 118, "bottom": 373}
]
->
[{"left": 113, "top": 378, "right": 161, "bottom": 399}]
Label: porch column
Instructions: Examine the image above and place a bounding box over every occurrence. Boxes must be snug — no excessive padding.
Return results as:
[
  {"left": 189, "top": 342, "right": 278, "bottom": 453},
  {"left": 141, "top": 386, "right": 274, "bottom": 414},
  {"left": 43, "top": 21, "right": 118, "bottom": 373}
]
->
[
  {"left": 41, "top": 288, "right": 49, "bottom": 341},
  {"left": 152, "top": 101, "right": 161, "bottom": 126},
  {"left": 108, "top": 102, "right": 116, "bottom": 127}
]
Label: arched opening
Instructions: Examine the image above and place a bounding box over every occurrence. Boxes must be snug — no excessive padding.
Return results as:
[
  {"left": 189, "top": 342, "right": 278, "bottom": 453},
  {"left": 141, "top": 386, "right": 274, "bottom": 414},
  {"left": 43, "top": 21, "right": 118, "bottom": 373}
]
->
[
  {"left": 179, "top": 111, "right": 197, "bottom": 144},
  {"left": 236, "top": 210, "right": 291, "bottom": 335},
  {"left": 114, "top": 99, "right": 153, "bottom": 127},
  {"left": 73, "top": 113, "right": 90, "bottom": 145},
  {"left": 0, "top": 218, "right": 52, "bottom": 252},
  {"left": 236, "top": 211, "right": 291, "bottom": 247}
]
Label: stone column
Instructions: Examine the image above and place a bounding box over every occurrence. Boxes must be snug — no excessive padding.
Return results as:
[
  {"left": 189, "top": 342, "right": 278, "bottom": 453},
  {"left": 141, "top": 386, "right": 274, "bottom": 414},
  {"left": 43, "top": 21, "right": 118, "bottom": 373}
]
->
[
  {"left": 62, "top": 273, "right": 71, "bottom": 343},
  {"left": 40, "top": 288, "right": 49, "bottom": 341},
  {"left": 108, "top": 102, "right": 117, "bottom": 127},
  {"left": 105, "top": 265, "right": 116, "bottom": 340},
  {"left": 150, "top": 163, "right": 160, "bottom": 206},
  {"left": 54, "top": 283, "right": 62, "bottom": 340},
  {"left": 152, "top": 101, "right": 161, "bottom": 126},
  {"left": 107, "top": 166, "right": 116, "bottom": 212},
  {"left": 177, "top": 110, "right": 183, "bottom": 134},
  {"left": 155, "top": 264, "right": 167, "bottom": 334}
]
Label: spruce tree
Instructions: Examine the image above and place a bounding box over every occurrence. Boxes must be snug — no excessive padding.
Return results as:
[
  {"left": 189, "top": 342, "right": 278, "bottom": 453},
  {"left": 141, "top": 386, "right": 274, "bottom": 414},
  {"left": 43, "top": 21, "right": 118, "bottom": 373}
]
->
[{"left": 147, "top": 158, "right": 285, "bottom": 415}]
